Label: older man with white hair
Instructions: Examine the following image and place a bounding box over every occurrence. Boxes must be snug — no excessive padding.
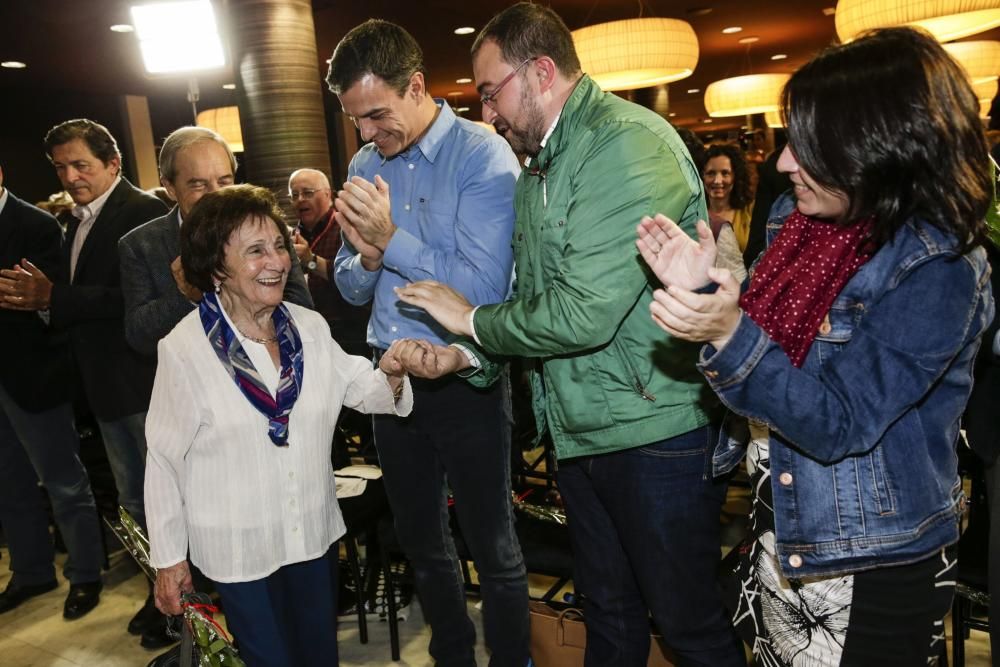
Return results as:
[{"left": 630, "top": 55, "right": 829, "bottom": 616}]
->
[{"left": 289, "top": 167, "right": 369, "bottom": 354}]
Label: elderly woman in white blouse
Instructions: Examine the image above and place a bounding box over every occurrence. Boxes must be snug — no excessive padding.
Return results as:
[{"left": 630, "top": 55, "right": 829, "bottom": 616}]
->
[{"left": 144, "top": 184, "right": 411, "bottom": 667}]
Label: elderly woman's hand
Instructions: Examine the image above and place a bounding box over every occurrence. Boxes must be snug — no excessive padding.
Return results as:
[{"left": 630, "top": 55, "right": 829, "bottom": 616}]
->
[
  {"left": 384, "top": 338, "right": 471, "bottom": 379},
  {"left": 154, "top": 560, "right": 193, "bottom": 616},
  {"left": 637, "top": 215, "right": 717, "bottom": 291},
  {"left": 650, "top": 266, "right": 742, "bottom": 350}
]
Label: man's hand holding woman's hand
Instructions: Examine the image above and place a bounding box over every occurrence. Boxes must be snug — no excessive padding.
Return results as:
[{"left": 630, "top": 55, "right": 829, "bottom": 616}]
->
[{"left": 380, "top": 338, "right": 471, "bottom": 380}]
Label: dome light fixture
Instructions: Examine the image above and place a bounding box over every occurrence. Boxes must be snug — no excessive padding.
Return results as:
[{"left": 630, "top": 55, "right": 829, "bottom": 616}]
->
[
  {"left": 704, "top": 73, "right": 791, "bottom": 117},
  {"left": 572, "top": 18, "right": 699, "bottom": 91},
  {"left": 943, "top": 40, "right": 1000, "bottom": 85},
  {"left": 836, "top": 0, "right": 1000, "bottom": 43},
  {"left": 196, "top": 107, "right": 243, "bottom": 152}
]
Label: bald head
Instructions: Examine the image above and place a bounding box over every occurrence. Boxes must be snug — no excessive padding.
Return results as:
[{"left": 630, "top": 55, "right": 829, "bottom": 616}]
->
[{"left": 288, "top": 169, "right": 334, "bottom": 230}]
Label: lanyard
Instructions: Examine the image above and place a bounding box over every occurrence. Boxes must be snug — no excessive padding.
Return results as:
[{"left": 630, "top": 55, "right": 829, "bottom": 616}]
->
[{"left": 302, "top": 209, "right": 335, "bottom": 251}]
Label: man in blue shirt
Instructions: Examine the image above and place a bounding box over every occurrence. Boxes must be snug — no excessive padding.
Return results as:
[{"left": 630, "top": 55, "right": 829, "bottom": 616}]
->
[{"left": 326, "top": 19, "right": 529, "bottom": 666}]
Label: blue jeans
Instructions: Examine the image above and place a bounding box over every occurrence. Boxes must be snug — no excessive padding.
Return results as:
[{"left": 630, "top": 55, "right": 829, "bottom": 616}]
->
[
  {"left": 96, "top": 411, "right": 147, "bottom": 529},
  {"left": 374, "top": 375, "right": 529, "bottom": 667},
  {"left": 557, "top": 425, "right": 745, "bottom": 667},
  {"left": 0, "top": 383, "right": 103, "bottom": 586},
  {"left": 214, "top": 548, "right": 339, "bottom": 667}
]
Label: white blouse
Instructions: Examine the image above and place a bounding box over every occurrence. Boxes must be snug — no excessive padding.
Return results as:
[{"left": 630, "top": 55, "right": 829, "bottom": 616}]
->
[{"left": 144, "top": 302, "right": 412, "bottom": 583}]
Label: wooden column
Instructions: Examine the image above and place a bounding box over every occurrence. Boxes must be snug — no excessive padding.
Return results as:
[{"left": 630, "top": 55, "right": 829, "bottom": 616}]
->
[{"left": 227, "top": 0, "right": 332, "bottom": 221}]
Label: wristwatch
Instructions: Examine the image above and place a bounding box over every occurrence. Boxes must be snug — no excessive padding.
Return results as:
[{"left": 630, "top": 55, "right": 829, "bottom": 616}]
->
[{"left": 306, "top": 254, "right": 318, "bottom": 272}]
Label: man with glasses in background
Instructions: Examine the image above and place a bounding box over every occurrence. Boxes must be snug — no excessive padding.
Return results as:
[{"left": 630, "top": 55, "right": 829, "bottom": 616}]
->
[
  {"left": 289, "top": 168, "right": 368, "bottom": 355},
  {"left": 326, "top": 18, "right": 529, "bottom": 666}
]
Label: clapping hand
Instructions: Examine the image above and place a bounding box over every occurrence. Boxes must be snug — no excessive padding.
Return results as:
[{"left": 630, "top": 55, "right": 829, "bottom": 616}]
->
[
  {"left": 0, "top": 259, "right": 53, "bottom": 311},
  {"left": 335, "top": 175, "right": 395, "bottom": 272},
  {"left": 170, "top": 257, "right": 202, "bottom": 303},
  {"left": 649, "top": 266, "right": 742, "bottom": 350},
  {"left": 636, "top": 215, "right": 717, "bottom": 290}
]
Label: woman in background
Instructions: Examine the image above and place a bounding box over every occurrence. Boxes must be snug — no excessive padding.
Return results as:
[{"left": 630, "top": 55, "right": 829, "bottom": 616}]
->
[{"left": 703, "top": 142, "right": 754, "bottom": 253}]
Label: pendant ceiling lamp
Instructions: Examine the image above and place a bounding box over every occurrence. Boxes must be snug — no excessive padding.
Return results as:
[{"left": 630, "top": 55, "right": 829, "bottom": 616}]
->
[
  {"left": 836, "top": 0, "right": 1000, "bottom": 43},
  {"left": 704, "top": 73, "right": 791, "bottom": 117},
  {"left": 943, "top": 40, "right": 1000, "bottom": 84},
  {"left": 764, "top": 110, "right": 784, "bottom": 128},
  {"left": 196, "top": 106, "right": 244, "bottom": 152},
  {"left": 973, "top": 78, "right": 998, "bottom": 102},
  {"left": 572, "top": 18, "right": 699, "bottom": 91}
]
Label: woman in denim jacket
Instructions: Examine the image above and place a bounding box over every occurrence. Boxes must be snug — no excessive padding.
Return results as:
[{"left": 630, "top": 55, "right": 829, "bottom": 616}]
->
[{"left": 637, "top": 28, "right": 993, "bottom": 666}]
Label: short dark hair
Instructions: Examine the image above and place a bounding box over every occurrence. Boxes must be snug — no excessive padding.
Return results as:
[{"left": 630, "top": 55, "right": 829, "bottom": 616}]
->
[
  {"left": 326, "top": 19, "right": 424, "bottom": 96},
  {"left": 181, "top": 184, "right": 291, "bottom": 293},
  {"left": 472, "top": 2, "right": 581, "bottom": 77},
  {"left": 44, "top": 119, "right": 122, "bottom": 165},
  {"left": 705, "top": 143, "right": 752, "bottom": 210},
  {"left": 782, "top": 27, "right": 990, "bottom": 252}
]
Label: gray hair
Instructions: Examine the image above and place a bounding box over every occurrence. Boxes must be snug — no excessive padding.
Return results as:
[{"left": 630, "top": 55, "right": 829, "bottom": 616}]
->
[{"left": 158, "top": 126, "right": 237, "bottom": 184}]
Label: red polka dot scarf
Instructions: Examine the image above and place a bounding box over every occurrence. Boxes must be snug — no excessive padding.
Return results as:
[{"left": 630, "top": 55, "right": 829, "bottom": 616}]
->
[{"left": 738, "top": 209, "right": 874, "bottom": 368}]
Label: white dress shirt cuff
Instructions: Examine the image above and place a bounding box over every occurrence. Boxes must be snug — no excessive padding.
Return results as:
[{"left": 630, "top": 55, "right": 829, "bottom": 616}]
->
[{"left": 468, "top": 306, "right": 481, "bottom": 345}]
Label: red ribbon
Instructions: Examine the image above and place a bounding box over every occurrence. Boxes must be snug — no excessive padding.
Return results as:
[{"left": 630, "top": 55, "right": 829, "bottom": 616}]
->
[{"left": 183, "top": 600, "right": 232, "bottom": 643}]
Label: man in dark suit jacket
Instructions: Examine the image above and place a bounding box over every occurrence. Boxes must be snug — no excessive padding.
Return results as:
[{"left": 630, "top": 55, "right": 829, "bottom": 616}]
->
[
  {"left": 121, "top": 126, "right": 312, "bottom": 357},
  {"left": 0, "top": 163, "right": 105, "bottom": 620},
  {"left": 0, "top": 119, "right": 167, "bottom": 633}
]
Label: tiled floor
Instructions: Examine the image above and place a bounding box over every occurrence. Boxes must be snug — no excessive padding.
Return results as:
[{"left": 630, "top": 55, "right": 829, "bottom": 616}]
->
[{"left": 0, "top": 531, "right": 993, "bottom": 666}]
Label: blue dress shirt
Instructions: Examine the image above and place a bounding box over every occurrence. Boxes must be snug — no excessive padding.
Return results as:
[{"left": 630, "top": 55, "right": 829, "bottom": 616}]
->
[{"left": 334, "top": 101, "right": 519, "bottom": 348}]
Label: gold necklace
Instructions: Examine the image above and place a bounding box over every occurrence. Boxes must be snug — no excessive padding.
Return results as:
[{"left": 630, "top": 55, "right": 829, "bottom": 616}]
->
[{"left": 235, "top": 325, "right": 278, "bottom": 344}]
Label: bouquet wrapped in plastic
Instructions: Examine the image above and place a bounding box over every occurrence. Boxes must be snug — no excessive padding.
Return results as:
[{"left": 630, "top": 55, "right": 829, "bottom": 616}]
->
[{"left": 106, "top": 507, "right": 246, "bottom": 667}]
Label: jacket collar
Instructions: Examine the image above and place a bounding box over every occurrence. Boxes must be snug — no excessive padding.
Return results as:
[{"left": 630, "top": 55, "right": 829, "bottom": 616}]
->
[{"left": 534, "top": 75, "right": 599, "bottom": 170}]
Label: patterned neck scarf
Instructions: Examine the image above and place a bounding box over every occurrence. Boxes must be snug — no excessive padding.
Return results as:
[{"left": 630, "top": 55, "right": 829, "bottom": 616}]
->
[
  {"left": 199, "top": 291, "right": 304, "bottom": 446},
  {"left": 738, "top": 209, "right": 874, "bottom": 368}
]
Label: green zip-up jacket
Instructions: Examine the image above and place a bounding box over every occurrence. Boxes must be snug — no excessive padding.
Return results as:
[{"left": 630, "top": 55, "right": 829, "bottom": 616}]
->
[{"left": 468, "top": 75, "right": 718, "bottom": 460}]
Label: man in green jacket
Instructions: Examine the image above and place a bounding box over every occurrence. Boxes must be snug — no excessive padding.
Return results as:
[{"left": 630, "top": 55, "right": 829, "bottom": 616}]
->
[{"left": 393, "top": 3, "right": 744, "bottom": 665}]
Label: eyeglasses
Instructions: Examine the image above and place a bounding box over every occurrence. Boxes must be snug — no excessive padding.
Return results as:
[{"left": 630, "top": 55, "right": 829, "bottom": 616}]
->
[
  {"left": 289, "top": 188, "right": 324, "bottom": 200},
  {"left": 480, "top": 57, "right": 536, "bottom": 109}
]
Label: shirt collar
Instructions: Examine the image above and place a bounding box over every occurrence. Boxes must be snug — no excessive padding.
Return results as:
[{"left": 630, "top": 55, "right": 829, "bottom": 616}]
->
[
  {"left": 72, "top": 174, "right": 121, "bottom": 222},
  {"left": 387, "top": 99, "right": 456, "bottom": 166},
  {"left": 0, "top": 188, "right": 8, "bottom": 218},
  {"left": 524, "top": 111, "right": 562, "bottom": 169}
]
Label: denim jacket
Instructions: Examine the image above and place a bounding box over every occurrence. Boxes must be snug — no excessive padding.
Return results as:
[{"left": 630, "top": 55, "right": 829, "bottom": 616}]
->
[{"left": 705, "top": 193, "right": 993, "bottom": 578}]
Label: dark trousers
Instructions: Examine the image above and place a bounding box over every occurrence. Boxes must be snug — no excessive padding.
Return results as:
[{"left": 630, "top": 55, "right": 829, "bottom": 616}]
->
[
  {"left": 840, "top": 549, "right": 955, "bottom": 664},
  {"left": 987, "top": 461, "right": 1000, "bottom": 666},
  {"left": 557, "top": 424, "right": 745, "bottom": 667},
  {"left": 95, "top": 411, "right": 147, "bottom": 529},
  {"left": 214, "top": 548, "right": 339, "bottom": 667},
  {"left": 0, "top": 383, "right": 103, "bottom": 586},
  {"left": 374, "top": 375, "right": 529, "bottom": 667}
]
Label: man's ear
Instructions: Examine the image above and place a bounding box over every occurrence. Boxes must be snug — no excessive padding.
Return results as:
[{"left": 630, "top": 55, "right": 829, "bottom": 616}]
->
[
  {"left": 407, "top": 71, "right": 426, "bottom": 101},
  {"left": 533, "top": 57, "right": 557, "bottom": 94},
  {"left": 161, "top": 177, "right": 179, "bottom": 203}
]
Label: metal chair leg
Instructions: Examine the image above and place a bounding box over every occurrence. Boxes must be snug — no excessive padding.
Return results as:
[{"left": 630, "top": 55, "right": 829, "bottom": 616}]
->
[{"left": 343, "top": 538, "right": 367, "bottom": 644}]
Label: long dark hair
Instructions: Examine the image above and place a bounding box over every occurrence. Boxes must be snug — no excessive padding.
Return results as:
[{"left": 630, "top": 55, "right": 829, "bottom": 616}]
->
[
  {"left": 782, "top": 27, "right": 990, "bottom": 252},
  {"left": 704, "top": 143, "right": 752, "bottom": 210}
]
